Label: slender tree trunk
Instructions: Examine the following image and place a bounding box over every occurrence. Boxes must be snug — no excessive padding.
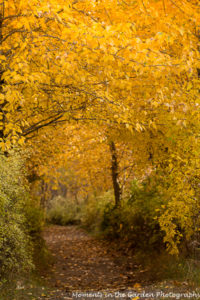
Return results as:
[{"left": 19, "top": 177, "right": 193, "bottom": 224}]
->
[{"left": 109, "top": 141, "right": 121, "bottom": 206}]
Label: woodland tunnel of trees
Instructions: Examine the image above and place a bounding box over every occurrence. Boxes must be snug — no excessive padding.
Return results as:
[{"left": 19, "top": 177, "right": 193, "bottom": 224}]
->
[{"left": 1, "top": 0, "right": 200, "bottom": 297}]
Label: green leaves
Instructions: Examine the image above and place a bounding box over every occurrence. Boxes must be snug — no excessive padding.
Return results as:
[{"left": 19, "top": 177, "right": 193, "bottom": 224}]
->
[{"left": 0, "top": 152, "right": 33, "bottom": 283}]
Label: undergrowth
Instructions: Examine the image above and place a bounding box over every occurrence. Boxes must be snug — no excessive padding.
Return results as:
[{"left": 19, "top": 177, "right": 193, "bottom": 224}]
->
[{"left": 0, "top": 150, "right": 46, "bottom": 295}]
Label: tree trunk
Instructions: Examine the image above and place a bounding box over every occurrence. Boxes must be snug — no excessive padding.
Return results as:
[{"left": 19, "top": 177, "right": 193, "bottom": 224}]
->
[{"left": 109, "top": 141, "right": 121, "bottom": 206}]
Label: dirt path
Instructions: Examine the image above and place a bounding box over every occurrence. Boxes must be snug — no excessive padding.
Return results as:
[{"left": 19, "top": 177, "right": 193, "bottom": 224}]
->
[
  {"left": 40, "top": 225, "right": 192, "bottom": 300},
  {"left": 1, "top": 225, "right": 196, "bottom": 300},
  {"left": 42, "top": 225, "right": 143, "bottom": 299}
]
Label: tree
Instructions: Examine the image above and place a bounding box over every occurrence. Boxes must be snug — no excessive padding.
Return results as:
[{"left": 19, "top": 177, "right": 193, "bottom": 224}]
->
[{"left": 1, "top": 0, "right": 200, "bottom": 253}]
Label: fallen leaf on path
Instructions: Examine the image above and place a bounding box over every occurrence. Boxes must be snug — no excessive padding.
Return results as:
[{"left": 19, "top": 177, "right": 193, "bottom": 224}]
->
[{"left": 133, "top": 283, "right": 141, "bottom": 290}]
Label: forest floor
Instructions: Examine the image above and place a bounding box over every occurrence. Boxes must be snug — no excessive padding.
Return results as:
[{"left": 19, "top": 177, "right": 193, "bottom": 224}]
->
[{"left": 3, "top": 225, "right": 200, "bottom": 300}]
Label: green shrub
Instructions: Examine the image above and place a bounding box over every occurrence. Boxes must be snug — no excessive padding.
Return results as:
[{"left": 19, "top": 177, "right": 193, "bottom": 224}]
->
[
  {"left": 0, "top": 151, "right": 35, "bottom": 285},
  {"left": 81, "top": 191, "right": 114, "bottom": 233},
  {"left": 100, "top": 180, "right": 164, "bottom": 250},
  {"left": 24, "top": 199, "right": 45, "bottom": 237},
  {"left": 46, "top": 195, "right": 82, "bottom": 225}
]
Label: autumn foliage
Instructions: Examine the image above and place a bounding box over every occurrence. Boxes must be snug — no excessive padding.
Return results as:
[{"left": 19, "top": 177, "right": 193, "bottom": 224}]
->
[{"left": 0, "top": 0, "right": 200, "bottom": 275}]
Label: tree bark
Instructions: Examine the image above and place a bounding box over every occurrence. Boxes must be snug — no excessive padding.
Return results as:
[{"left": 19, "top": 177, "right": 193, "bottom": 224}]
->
[{"left": 109, "top": 140, "right": 121, "bottom": 207}]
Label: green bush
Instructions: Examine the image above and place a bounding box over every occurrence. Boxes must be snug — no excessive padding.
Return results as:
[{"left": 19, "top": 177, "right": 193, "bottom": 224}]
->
[
  {"left": 0, "top": 151, "right": 43, "bottom": 285},
  {"left": 46, "top": 195, "right": 82, "bottom": 225},
  {"left": 101, "top": 180, "right": 164, "bottom": 250},
  {"left": 24, "top": 199, "right": 44, "bottom": 237},
  {"left": 81, "top": 190, "right": 114, "bottom": 233}
]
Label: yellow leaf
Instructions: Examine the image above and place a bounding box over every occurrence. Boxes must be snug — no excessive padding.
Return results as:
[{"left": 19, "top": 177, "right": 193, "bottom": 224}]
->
[
  {"left": 186, "top": 82, "right": 192, "bottom": 91},
  {"left": 133, "top": 283, "right": 141, "bottom": 290}
]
